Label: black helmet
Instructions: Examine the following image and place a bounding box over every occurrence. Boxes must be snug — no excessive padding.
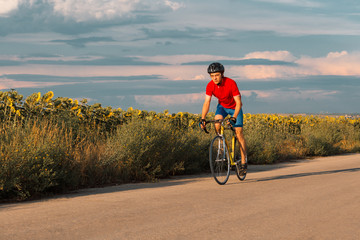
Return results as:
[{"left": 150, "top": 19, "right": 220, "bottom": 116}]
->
[{"left": 207, "top": 62, "right": 224, "bottom": 74}]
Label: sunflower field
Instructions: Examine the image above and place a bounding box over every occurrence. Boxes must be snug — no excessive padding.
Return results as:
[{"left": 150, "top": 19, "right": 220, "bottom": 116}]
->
[{"left": 1, "top": 90, "right": 360, "bottom": 201}]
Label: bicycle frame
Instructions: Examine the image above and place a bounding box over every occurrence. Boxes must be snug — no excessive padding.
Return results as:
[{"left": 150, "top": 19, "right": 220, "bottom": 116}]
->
[{"left": 216, "top": 122, "right": 237, "bottom": 167}]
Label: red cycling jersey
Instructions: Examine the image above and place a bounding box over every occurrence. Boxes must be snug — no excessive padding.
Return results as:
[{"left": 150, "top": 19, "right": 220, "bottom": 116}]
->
[{"left": 206, "top": 77, "right": 241, "bottom": 109}]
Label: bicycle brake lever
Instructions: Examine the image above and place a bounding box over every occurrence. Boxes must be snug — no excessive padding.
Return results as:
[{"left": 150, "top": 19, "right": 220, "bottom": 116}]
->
[{"left": 203, "top": 127, "right": 209, "bottom": 134}]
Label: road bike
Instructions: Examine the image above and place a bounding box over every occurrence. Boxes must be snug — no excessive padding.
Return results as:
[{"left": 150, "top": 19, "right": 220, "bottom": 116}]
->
[{"left": 200, "top": 119, "right": 247, "bottom": 185}]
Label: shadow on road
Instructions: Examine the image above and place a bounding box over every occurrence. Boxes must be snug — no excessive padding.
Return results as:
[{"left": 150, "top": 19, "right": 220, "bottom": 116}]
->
[
  {"left": 0, "top": 177, "right": 203, "bottom": 208},
  {"left": 250, "top": 167, "right": 360, "bottom": 183},
  {"left": 75, "top": 177, "right": 200, "bottom": 195}
]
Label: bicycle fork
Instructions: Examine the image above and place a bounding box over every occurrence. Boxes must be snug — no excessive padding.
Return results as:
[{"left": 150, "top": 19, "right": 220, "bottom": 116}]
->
[
  {"left": 216, "top": 135, "right": 238, "bottom": 166},
  {"left": 216, "top": 137, "right": 227, "bottom": 163}
]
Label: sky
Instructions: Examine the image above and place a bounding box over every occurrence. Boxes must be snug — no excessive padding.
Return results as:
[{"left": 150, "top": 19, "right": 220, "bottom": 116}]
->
[{"left": 1, "top": 0, "right": 360, "bottom": 114}]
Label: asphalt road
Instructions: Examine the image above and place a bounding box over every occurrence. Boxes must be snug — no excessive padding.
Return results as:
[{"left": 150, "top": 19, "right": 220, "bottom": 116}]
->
[{"left": 1, "top": 154, "right": 360, "bottom": 240}]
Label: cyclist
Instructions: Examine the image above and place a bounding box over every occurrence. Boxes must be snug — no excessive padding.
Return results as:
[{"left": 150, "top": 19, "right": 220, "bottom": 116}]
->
[{"left": 200, "top": 62, "right": 247, "bottom": 175}]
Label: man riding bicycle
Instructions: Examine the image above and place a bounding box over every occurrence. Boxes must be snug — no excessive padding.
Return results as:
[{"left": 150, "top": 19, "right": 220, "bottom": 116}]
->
[{"left": 200, "top": 62, "right": 248, "bottom": 175}]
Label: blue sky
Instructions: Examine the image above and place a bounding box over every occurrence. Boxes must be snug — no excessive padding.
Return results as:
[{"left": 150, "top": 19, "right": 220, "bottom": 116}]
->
[{"left": 1, "top": 0, "right": 360, "bottom": 114}]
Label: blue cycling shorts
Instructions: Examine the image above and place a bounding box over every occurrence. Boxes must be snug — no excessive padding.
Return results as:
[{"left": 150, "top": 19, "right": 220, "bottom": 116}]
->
[{"left": 215, "top": 104, "right": 244, "bottom": 127}]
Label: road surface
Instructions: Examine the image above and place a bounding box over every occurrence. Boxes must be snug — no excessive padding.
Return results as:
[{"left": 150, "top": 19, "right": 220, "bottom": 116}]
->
[{"left": 1, "top": 154, "right": 360, "bottom": 240}]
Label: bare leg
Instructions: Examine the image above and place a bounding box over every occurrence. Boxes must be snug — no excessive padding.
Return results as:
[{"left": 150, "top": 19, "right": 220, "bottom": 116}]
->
[
  {"left": 235, "top": 127, "right": 247, "bottom": 164},
  {"left": 214, "top": 115, "right": 223, "bottom": 135}
]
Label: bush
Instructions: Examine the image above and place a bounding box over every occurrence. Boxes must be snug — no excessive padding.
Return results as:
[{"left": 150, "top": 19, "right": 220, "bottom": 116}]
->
[
  {"left": 302, "top": 122, "right": 343, "bottom": 156},
  {"left": 103, "top": 118, "right": 211, "bottom": 182},
  {"left": 0, "top": 119, "right": 80, "bottom": 200}
]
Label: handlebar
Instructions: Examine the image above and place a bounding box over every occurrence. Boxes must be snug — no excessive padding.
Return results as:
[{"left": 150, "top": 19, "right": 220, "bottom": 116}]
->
[{"left": 199, "top": 119, "right": 235, "bottom": 134}]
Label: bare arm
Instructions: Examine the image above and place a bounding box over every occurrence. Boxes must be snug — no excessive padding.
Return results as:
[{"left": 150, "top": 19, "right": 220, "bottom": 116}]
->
[
  {"left": 232, "top": 95, "right": 242, "bottom": 119},
  {"left": 201, "top": 95, "right": 212, "bottom": 119}
]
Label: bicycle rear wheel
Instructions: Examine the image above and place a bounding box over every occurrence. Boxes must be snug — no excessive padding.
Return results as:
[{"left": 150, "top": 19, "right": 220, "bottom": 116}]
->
[
  {"left": 209, "top": 135, "right": 230, "bottom": 185},
  {"left": 234, "top": 138, "right": 247, "bottom": 181}
]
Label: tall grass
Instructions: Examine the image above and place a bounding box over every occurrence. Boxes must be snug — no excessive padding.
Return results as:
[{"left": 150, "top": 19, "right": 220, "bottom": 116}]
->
[
  {"left": 0, "top": 119, "right": 80, "bottom": 200},
  {"left": 0, "top": 116, "right": 212, "bottom": 201},
  {"left": 244, "top": 114, "right": 360, "bottom": 164},
  {"left": 103, "top": 118, "right": 210, "bottom": 182}
]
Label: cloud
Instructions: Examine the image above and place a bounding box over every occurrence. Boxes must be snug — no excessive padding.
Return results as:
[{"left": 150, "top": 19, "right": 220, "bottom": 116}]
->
[
  {"left": 254, "top": 0, "right": 322, "bottom": 8},
  {"left": 1, "top": 73, "right": 163, "bottom": 83},
  {"left": 230, "top": 51, "right": 360, "bottom": 79},
  {"left": 0, "top": 54, "right": 103, "bottom": 65},
  {"left": 221, "top": 1, "right": 360, "bottom": 36},
  {"left": 156, "top": 41, "right": 173, "bottom": 46},
  {"left": 0, "top": 76, "right": 77, "bottom": 90},
  {"left": 186, "top": 59, "right": 297, "bottom": 67},
  {"left": 137, "top": 54, "right": 223, "bottom": 65},
  {"left": 164, "top": 0, "right": 184, "bottom": 11},
  {"left": 242, "top": 89, "right": 338, "bottom": 101},
  {"left": 230, "top": 65, "right": 300, "bottom": 80},
  {"left": 50, "top": 0, "right": 137, "bottom": 22},
  {"left": 296, "top": 51, "right": 360, "bottom": 76},
  {"left": 0, "top": 54, "right": 167, "bottom": 66},
  {"left": 243, "top": 51, "right": 296, "bottom": 62},
  {"left": 0, "top": 1, "right": 74, "bottom": 36},
  {"left": 0, "top": 64, "right": 205, "bottom": 81},
  {"left": 0, "top": 0, "right": 182, "bottom": 36},
  {"left": 0, "top": 60, "right": 24, "bottom": 66},
  {"left": 0, "top": 73, "right": 204, "bottom": 96},
  {"left": 326, "top": 51, "right": 348, "bottom": 58},
  {"left": 137, "top": 27, "right": 212, "bottom": 41},
  {"left": 137, "top": 51, "right": 297, "bottom": 65},
  {"left": 50, "top": 0, "right": 183, "bottom": 22},
  {"left": 193, "top": 75, "right": 205, "bottom": 80},
  {"left": 0, "top": 0, "right": 20, "bottom": 16},
  {"left": 50, "top": 36, "right": 116, "bottom": 48},
  {"left": 135, "top": 92, "right": 205, "bottom": 106}
]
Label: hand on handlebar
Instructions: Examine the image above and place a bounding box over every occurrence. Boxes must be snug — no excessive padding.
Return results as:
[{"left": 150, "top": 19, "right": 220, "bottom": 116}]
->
[
  {"left": 199, "top": 119, "right": 209, "bottom": 134},
  {"left": 199, "top": 119, "right": 206, "bottom": 129},
  {"left": 229, "top": 117, "right": 236, "bottom": 126}
]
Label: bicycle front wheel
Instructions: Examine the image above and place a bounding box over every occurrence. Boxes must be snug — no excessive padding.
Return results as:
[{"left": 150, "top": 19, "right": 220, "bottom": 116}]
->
[{"left": 209, "top": 135, "right": 230, "bottom": 185}]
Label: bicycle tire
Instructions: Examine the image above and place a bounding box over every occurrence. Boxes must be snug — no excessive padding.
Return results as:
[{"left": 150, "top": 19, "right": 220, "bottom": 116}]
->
[
  {"left": 234, "top": 138, "right": 247, "bottom": 181},
  {"left": 209, "top": 135, "right": 230, "bottom": 185}
]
